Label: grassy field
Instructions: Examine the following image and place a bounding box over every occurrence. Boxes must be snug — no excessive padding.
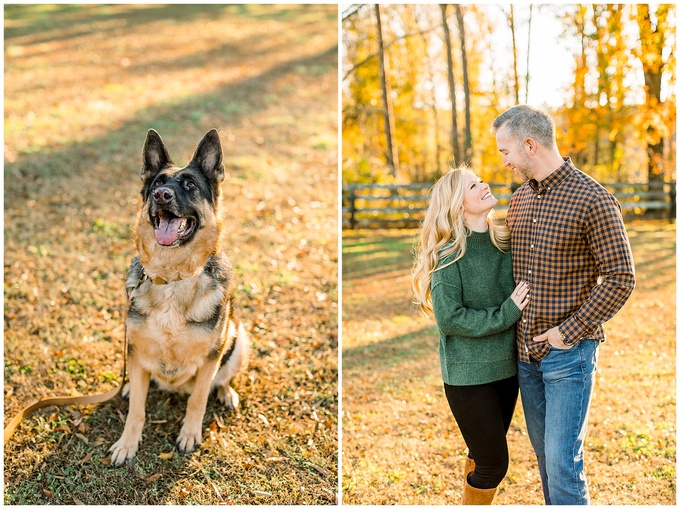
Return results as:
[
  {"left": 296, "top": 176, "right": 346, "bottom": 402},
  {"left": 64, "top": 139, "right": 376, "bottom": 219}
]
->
[
  {"left": 341, "top": 220, "right": 676, "bottom": 505},
  {"left": 4, "top": 5, "right": 338, "bottom": 504}
]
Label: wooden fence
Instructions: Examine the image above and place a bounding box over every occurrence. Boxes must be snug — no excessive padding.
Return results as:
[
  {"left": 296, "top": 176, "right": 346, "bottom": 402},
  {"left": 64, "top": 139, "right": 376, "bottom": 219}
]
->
[{"left": 342, "top": 181, "right": 676, "bottom": 229}]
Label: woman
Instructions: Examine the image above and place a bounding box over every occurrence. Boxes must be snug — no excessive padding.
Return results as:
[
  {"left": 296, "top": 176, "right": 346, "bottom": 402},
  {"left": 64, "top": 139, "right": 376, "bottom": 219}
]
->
[{"left": 412, "top": 166, "right": 530, "bottom": 505}]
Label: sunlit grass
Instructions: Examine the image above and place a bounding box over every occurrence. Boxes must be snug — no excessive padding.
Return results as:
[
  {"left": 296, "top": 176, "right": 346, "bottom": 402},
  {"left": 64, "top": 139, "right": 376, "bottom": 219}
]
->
[
  {"left": 342, "top": 220, "right": 675, "bottom": 505},
  {"left": 4, "top": 4, "right": 338, "bottom": 505}
]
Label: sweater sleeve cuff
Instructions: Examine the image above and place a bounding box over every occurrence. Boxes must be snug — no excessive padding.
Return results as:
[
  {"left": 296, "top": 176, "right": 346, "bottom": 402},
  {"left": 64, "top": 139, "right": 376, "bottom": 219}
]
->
[{"left": 502, "top": 297, "right": 523, "bottom": 324}]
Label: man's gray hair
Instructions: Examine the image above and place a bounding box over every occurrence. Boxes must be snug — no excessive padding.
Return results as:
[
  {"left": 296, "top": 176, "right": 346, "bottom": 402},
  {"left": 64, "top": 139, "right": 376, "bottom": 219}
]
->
[{"left": 492, "top": 104, "right": 556, "bottom": 148}]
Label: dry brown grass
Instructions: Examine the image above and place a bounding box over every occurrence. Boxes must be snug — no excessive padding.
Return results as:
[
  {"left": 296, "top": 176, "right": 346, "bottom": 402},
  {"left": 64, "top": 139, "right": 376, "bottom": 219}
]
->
[
  {"left": 4, "top": 5, "right": 338, "bottom": 504},
  {"left": 341, "top": 221, "right": 676, "bottom": 505}
]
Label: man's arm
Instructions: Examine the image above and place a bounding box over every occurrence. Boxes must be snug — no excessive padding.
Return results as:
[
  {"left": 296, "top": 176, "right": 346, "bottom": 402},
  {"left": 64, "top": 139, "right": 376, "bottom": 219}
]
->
[{"left": 558, "top": 191, "right": 636, "bottom": 344}]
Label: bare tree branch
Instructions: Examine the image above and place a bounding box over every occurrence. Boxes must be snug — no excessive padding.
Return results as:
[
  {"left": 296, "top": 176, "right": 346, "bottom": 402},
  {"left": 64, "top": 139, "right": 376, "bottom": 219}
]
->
[
  {"left": 342, "top": 4, "right": 364, "bottom": 21},
  {"left": 342, "top": 23, "right": 441, "bottom": 81}
]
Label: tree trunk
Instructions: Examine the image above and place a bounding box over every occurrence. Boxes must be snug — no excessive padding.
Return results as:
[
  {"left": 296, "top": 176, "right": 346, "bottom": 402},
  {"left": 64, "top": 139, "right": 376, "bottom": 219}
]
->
[
  {"left": 454, "top": 5, "right": 472, "bottom": 163},
  {"left": 440, "top": 4, "right": 460, "bottom": 164},
  {"left": 636, "top": 4, "right": 668, "bottom": 184},
  {"left": 525, "top": 4, "right": 532, "bottom": 103},
  {"left": 508, "top": 5, "right": 520, "bottom": 104},
  {"left": 375, "top": 4, "right": 399, "bottom": 179},
  {"left": 418, "top": 27, "right": 443, "bottom": 178}
]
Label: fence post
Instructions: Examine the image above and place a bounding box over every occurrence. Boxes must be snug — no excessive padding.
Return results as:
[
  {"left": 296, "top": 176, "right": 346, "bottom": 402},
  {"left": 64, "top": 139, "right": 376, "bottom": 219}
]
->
[
  {"left": 670, "top": 182, "right": 676, "bottom": 222},
  {"left": 349, "top": 186, "right": 357, "bottom": 230}
]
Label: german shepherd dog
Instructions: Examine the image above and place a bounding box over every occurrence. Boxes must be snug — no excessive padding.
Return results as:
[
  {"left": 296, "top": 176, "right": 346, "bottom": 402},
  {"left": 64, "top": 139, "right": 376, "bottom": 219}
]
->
[{"left": 109, "top": 129, "right": 250, "bottom": 466}]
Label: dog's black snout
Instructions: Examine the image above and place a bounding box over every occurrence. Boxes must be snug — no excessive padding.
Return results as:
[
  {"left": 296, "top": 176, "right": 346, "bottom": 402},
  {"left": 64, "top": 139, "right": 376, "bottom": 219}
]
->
[{"left": 153, "top": 187, "right": 174, "bottom": 205}]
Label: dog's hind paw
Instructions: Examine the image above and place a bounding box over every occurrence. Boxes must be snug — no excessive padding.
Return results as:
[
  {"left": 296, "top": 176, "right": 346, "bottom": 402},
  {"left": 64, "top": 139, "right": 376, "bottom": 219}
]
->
[
  {"left": 120, "top": 383, "right": 130, "bottom": 401},
  {"left": 216, "top": 385, "right": 240, "bottom": 410},
  {"left": 176, "top": 425, "right": 203, "bottom": 454}
]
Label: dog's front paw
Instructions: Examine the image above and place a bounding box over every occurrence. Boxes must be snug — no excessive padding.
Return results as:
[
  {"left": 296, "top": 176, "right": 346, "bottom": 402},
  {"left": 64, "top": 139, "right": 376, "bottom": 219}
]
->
[
  {"left": 216, "top": 385, "right": 240, "bottom": 410},
  {"left": 176, "top": 424, "right": 203, "bottom": 454},
  {"left": 109, "top": 435, "right": 141, "bottom": 466}
]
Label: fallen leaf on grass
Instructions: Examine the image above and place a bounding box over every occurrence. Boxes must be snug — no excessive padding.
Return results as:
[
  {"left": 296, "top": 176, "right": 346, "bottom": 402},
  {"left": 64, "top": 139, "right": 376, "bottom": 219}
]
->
[
  {"left": 43, "top": 489, "right": 53, "bottom": 498},
  {"left": 306, "top": 461, "right": 330, "bottom": 476},
  {"left": 266, "top": 456, "right": 286, "bottom": 462},
  {"left": 158, "top": 451, "right": 174, "bottom": 460},
  {"left": 92, "top": 437, "right": 106, "bottom": 446},
  {"left": 75, "top": 433, "right": 88, "bottom": 444},
  {"left": 78, "top": 451, "right": 95, "bottom": 464},
  {"left": 73, "top": 497, "right": 84, "bottom": 505},
  {"left": 147, "top": 473, "right": 163, "bottom": 483},
  {"left": 258, "top": 414, "right": 270, "bottom": 426},
  {"left": 253, "top": 490, "right": 272, "bottom": 497},
  {"left": 180, "top": 486, "right": 194, "bottom": 498},
  {"left": 97, "top": 458, "right": 111, "bottom": 465}
]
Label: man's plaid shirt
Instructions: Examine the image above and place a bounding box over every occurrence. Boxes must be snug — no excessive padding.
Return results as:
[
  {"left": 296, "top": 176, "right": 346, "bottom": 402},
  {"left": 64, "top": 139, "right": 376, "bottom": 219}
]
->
[{"left": 506, "top": 158, "right": 636, "bottom": 363}]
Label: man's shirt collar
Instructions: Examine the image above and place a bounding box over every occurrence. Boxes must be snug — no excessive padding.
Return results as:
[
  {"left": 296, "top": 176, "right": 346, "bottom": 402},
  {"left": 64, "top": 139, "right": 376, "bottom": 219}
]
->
[{"left": 528, "top": 157, "right": 574, "bottom": 195}]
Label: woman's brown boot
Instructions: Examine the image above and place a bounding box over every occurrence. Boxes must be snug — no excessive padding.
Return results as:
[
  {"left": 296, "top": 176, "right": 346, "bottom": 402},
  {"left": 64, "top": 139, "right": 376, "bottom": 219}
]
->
[
  {"left": 462, "top": 472, "right": 496, "bottom": 505},
  {"left": 464, "top": 456, "right": 476, "bottom": 479}
]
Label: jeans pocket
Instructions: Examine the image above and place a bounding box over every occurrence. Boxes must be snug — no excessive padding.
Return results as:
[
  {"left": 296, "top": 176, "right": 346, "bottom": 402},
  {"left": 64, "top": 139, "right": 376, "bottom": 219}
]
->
[{"left": 548, "top": 343, "right": 574, "bottom": 352}]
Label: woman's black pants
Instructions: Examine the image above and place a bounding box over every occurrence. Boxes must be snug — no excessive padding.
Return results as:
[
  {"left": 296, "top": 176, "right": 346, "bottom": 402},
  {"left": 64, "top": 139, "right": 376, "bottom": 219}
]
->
[{"left": 444, "top": 375, "right": 519, "bottom": 490}]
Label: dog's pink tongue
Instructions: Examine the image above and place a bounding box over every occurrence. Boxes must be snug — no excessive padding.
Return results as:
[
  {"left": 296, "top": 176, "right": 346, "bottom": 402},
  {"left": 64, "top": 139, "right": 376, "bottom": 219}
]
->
[{"left": 154, "top": 216, "right": 182, "bottom": 246}]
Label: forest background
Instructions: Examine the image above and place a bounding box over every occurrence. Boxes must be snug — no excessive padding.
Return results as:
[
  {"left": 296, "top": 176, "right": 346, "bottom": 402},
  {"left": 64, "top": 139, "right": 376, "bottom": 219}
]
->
[{"left": 342, "top": 4, "right": 676, "bottom": 187}]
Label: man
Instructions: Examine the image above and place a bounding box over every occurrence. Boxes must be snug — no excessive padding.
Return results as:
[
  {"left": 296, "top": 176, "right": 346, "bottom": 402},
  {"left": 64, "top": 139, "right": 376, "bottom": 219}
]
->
[{"left": 492, "top": 105, "right": 636, "bottom": 505}]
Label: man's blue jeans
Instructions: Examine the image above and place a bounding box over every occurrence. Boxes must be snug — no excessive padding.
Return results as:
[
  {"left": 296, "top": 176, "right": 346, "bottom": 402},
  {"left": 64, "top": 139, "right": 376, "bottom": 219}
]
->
[{"left": 517, "top": 339, "right": 599, "bottom": 505}]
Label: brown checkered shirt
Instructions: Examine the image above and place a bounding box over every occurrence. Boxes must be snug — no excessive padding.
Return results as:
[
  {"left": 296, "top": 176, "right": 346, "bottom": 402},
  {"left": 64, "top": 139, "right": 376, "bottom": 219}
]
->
[{"left": 506, "top": 158, "right": 636, "bottom": 362}]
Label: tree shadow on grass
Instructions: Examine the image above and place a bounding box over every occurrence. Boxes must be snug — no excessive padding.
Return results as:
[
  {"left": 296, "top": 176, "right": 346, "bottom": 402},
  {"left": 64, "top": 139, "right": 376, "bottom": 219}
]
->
[
  {"left": 343, "top": 325, "right": 438, "bottom": 373},
  {"left": 5, "top": 40, "right": 337, "bottom": 258},
  {"left": 625, "top": 225, "right": 676, "bottom": 293},
  {"left": 342, "top": 230, "right": 417, "bottom": 281},
  {"left": 5, "top": 43, "right": 338, "bottom": 195},
  {"left": 5, "top": 5, "right": 311, "bottom": 45}
]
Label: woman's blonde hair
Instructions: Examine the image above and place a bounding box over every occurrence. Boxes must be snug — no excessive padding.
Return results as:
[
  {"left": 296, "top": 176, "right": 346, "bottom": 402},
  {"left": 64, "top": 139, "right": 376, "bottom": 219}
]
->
[{"left": 412, "top": 165, "right": 510, "bottom": 316}]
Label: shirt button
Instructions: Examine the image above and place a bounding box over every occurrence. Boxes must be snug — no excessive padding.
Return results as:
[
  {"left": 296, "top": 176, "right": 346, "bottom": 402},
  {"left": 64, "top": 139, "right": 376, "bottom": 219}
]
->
[
  {"left": 528, "top": 270, "right": 532, "bottom": 275},
  {"left": 522, "top": 319, "right": 527, "bottom": 323},
  {"left": 531, "top": 245, "right": 535, "bottom": 249},
  {"left": 533, "top": 219, "right": 537, "bottom": 223},
  {"left": 537, "top": 195, "right": 542, "bottom": 199}
]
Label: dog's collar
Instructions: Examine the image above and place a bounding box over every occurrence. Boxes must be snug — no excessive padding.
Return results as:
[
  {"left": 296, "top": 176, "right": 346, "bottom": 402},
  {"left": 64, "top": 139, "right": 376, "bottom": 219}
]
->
[
  {"left": 149, "top": 274, "right": 176, "bottom": 285},
  {"left": 134, "top": 271, "right": 182, "bottom": 288}
]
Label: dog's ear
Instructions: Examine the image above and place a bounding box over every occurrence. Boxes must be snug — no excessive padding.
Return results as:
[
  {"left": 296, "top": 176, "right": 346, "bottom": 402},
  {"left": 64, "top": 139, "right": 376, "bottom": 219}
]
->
[
  {"left": 190, "top": 129, "right": 225, "bottom": 184},
  {"left": 141, "top": 129, "right": 172, "bottom": 180}
]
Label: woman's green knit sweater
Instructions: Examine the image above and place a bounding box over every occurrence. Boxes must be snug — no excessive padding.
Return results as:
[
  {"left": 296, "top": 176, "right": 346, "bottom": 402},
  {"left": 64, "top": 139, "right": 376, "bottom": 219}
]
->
[{"left": 431, "top": 230, "right": 521, "bottom": 386}]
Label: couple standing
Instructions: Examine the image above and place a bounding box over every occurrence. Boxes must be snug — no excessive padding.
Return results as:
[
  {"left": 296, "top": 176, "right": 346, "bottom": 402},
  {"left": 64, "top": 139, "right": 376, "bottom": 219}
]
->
[{"left": 412, "top": 105, "right": 636, "bottom": 505}]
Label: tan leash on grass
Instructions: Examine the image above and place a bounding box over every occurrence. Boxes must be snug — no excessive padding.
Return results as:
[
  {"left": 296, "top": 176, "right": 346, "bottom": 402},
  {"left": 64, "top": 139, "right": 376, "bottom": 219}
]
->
[{"left": 4, "top": 309, "right": 129, "bottom": 446}]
